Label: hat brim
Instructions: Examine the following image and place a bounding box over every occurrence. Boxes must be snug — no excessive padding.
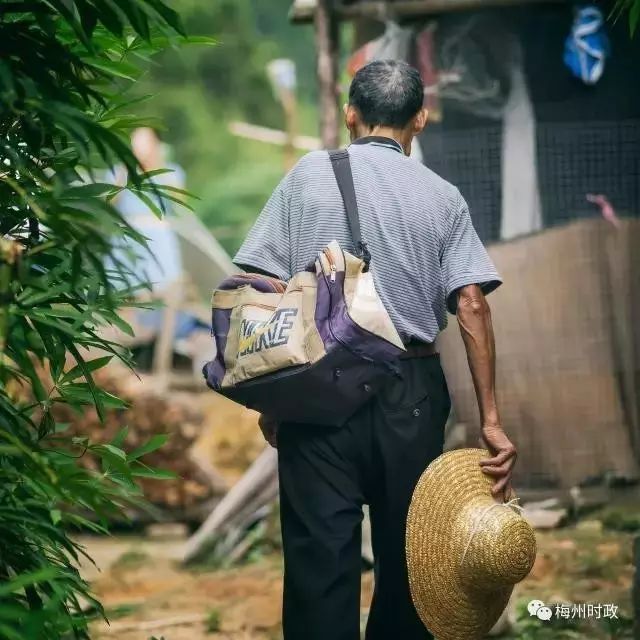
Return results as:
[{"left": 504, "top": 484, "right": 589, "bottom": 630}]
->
[{"left": 406, "top": 449, "right": 521, "bottom": 640}]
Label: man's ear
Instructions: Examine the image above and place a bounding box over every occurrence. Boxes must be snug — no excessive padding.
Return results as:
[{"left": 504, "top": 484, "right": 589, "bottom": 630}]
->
[
  {"left": 412, "top": 107, "right": 429, "bottom": 136},
  {"left": 344, "top": 104, "right": 358, "bottom": 131}
]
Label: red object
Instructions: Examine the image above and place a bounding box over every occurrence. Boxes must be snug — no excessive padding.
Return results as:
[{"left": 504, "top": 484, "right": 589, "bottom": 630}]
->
[
  {"left": 346, "top": 41, "right": 376, "bottom": 77},
  {"left": 587, "top": 193, "right": 620, "bottom": 228}
]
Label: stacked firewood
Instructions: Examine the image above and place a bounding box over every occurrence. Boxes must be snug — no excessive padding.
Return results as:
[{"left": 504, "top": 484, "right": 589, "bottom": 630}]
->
[{"left": 53, "top": 364, "right": 226, "bottom": 517}]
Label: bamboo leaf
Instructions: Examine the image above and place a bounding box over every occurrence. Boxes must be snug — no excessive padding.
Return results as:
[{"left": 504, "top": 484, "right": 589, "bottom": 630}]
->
[
  {"left": 131, "top": 466, "right": 177, "bottom": 480},
  {"left": 60, "top": 355, "right": 113, "bottom": 383},
  {"left": 128, "top": 433, "right": 168, "bottom": 460}
]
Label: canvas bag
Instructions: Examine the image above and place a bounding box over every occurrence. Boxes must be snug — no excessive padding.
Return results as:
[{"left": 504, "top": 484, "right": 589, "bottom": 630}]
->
[{"left": 202, "top": 150, "right": 405, "bottom": 425}]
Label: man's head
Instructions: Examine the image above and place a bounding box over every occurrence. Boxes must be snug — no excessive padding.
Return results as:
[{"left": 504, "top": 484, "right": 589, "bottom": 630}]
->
[
  {"left": 344, "top": 60, "right": 428, "bottom": 154},
  {"left": 131, "top": 127, "right": 163, "bottom": 170}
]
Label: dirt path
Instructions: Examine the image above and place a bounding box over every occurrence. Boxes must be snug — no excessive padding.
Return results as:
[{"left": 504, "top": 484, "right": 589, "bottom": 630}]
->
[
  {"left": 83, "top": 535, "right": 373, "bottom": 640},
  {"left": 82, "top": 523, "right": 635, "bottom": 640}
]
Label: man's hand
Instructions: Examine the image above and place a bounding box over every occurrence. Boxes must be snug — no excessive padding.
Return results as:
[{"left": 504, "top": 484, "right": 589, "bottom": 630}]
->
[
  {"left": 258, "top": 414, "right": 278, "bottom": 448},
  {"left": 479, "top": 424, "right": 517, "bottom": 500}
]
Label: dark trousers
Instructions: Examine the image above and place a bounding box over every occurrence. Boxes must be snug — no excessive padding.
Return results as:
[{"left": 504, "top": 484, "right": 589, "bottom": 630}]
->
[{"left": 278, "top": 355, "right": 451, "bottom": 640}]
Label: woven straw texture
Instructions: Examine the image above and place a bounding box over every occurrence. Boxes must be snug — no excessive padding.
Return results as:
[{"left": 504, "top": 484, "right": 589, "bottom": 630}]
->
[{"left": 406, "top": 449, "right": 537, "bottom": 640}]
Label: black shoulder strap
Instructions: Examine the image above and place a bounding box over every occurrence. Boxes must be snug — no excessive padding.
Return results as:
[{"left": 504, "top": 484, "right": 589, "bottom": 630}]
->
[{"left": 328, "top": 149, "right": 371, "bottom": 269}]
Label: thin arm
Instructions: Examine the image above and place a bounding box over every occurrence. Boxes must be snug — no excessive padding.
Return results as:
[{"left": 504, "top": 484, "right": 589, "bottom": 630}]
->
[
  {"left": 456, "top": 284, "right": 498, "bottom": 426},
  {"left": 456, "top": 284, "right": 516, "bottom": 498}
]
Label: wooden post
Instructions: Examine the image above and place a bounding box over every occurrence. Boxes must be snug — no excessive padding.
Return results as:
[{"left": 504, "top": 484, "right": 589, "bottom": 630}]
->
[
  {"left": 152, "top": 279, "right": 182, "bottom": 389},
  {"left": 315, "top": 0, "right": 341, "bottom": 149},
  {"left": 281, "top": 87, "right": 298, "bottom": 171}
]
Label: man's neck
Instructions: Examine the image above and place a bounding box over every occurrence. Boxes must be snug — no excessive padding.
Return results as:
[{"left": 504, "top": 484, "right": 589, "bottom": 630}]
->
[{"left": 353, "top": 126, "right": 412, "bottom": 155}]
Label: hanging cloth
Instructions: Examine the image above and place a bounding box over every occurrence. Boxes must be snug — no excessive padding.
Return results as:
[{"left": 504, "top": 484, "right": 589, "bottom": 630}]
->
[
  {"left": 563, "top": 6, "right": 610, "bottom": 85},
  {"left": 500, "top": 50, "right": 542, "bottom": 240}
]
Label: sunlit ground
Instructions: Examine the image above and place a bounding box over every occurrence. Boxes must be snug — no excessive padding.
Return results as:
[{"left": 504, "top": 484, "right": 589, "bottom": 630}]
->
[{"left": 83, "top": 518, "right": 635, "bottom": 640}]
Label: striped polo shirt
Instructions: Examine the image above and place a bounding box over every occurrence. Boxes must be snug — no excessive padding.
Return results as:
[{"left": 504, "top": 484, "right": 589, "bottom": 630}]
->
[{"left": 234, "top": 136, "right": 501, "bottom": 344}]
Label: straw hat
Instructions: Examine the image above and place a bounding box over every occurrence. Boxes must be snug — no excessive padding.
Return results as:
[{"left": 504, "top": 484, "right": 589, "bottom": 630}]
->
[{"left": 406, "top": 448, "right": 537, "bottom": 640}]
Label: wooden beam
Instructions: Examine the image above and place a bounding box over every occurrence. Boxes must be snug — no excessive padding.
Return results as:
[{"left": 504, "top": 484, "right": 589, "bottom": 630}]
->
[
  {"left": 340, "top": 0, "right": 564, "bottom": 18},
  {"left": 228, "top": 121, "right": 321, "bottom": 151},
  {"left": 315, "top": 0, "right": 341, "bottom": 149},
  {"left": 292, "top": 0, "right": 567, "bottom": 23}
]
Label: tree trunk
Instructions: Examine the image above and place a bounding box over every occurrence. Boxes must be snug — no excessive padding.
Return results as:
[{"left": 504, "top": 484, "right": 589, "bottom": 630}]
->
[{"left": 315, "top": 0, "right": 341, "bottom": 149}]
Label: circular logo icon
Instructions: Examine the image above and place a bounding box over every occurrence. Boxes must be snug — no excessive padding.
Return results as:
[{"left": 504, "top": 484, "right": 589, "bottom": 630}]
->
[
  {"left": 536, "top": 606, "right": 553, "bottom": 622},
  {"left": 527, "top": 600, "right": 545, "bottom": 617}
]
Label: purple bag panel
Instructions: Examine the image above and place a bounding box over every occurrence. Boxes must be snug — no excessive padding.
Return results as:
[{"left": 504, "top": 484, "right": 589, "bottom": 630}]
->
[
  {"left": 203, "top": 307, "right": 231, "bottom": 390},
  {"left": 315, "top": 269, "right": 403, "bottom": 368}
]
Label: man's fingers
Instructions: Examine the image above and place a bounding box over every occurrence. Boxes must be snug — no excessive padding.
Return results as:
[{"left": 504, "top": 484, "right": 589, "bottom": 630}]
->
[
  {"left": 491, "top": 475, "right": 511, "bottom": 497},
  {"left": 480, "top": 448, "right": 516, "bottom": 467},
  {"left": 503, "top": 481, "right": 514, "bottom": 502},
  {"left": 480, "top": 464, "right": 513, "bottom": 478},
  {"left": 479, "top": 455, "right": 505, "bottom": 467}
]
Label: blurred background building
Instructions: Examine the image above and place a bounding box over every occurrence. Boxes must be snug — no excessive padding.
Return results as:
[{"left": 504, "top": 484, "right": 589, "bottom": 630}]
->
[
  {"left": 127, "top": 0, "right": 639, "bottom": 491},
  {"left": 290, "top": 0, "right": 640, "bottom": 491},
  {"left": 75, "top": 2, "right": 640, "bottom": 637}
]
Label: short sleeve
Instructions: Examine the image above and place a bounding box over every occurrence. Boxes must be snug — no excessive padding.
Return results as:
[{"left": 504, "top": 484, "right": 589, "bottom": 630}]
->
[
  {"left": 441, "top": 191, "right": 502, "bottom": 314},
  {"left": 233, "top": 174, "right": 292, "bottom": 280}
]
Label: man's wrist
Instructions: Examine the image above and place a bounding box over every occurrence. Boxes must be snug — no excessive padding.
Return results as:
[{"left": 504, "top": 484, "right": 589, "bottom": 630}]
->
[{"left": 481, "top": 414, "right": 501, "bottom": 431}]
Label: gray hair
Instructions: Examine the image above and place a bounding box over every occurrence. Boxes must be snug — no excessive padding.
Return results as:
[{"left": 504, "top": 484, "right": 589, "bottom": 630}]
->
[{"left": 348, "top": 60, "right": 424, "bottom": 128}]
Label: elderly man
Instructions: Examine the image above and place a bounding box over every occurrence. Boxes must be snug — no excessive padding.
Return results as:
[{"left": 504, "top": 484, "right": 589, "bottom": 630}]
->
[{"left": 234, "top": 60, "right": 516, "bottom": 640}]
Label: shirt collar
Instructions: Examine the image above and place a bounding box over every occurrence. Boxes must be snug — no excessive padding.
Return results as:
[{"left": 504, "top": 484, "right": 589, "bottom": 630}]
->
[{"left": 350, "top": 136, "right": 404, "bottom": 155}]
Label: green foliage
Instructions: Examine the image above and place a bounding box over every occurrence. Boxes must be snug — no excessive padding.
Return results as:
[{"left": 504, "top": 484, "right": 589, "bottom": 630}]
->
[
  {"left": 130, "top": 0, "right": 317, "bottom": 254},
  {"left": 509, "top": 598, "right": 634, "bottom": 640},
  {"left": 0, "top": 1, "right": 194, "bottom": 638},
  {"left": 112, "top": 549, "right": 151, "bottom": 570},
  {"left": 103, "top": 602, "right": 143, "bottom": 620},
  {"left": 205, "top": 608, "right": 221, "bottom": 633},
  {"left": 596, "top": 611, "right": 634, "bottom": 639},
  {"left": 574, "top": 550, "right": 617, "bottom": 580},
  {"left": 513, "top": 599, "right": 584, "bottom": 640},
  {"left": 613, "top": 0, "right": 640, "bottom": 36},
  {"left": 600, "top": 507, "right": 640, "bottom": 533}
]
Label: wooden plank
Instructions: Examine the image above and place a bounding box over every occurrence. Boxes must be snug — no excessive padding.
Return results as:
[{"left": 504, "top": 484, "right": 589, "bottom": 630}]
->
[
  {"left": 182, "top": 446, "right": 278, "bottom": 564},
  {"left": 228, "top": 121, "right": 321, "bottom": 151},
  {"left": 292, "top": 0, "right": 567, "bottom": 23}
]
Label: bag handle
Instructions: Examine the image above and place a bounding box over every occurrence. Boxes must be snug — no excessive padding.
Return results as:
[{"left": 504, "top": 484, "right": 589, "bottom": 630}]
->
[{"left": 329, "top": 149, "right": 371, "bottom": 270}]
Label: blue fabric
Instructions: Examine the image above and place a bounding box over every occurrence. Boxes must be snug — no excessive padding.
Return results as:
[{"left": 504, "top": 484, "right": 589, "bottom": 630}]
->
[
  {"left": 137, "top": 309, "right": 207, "bottom": 340},
  {"left": 110, "top": 164, "right": 184, "bottom": 292},
  {"left": 564, "top": 6, "right": 610, "bottom": 85}
]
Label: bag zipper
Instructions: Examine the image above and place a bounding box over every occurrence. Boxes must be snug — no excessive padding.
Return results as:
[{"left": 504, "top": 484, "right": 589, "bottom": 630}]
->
[{"left": 323, "top": 248, "right": 337, "bottom": 282}]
